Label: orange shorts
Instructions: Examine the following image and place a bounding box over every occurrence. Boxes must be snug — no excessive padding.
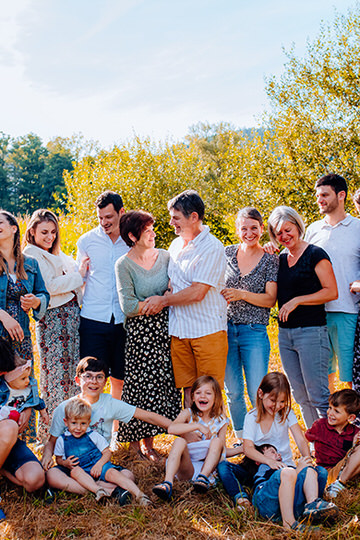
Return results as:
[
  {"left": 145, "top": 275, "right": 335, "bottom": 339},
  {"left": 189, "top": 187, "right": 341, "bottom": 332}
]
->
[
  {"left": 327, "top": 454, "right": 348, "bottom": 485},
  {"left": 171, "top": 330, "right": 228, "bottom": 389}
]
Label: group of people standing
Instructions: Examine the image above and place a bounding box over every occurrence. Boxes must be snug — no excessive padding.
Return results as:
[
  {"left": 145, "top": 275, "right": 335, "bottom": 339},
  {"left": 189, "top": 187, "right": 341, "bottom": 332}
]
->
[{"left": 0, "top": 173, "right": 359, "bottom": 524}]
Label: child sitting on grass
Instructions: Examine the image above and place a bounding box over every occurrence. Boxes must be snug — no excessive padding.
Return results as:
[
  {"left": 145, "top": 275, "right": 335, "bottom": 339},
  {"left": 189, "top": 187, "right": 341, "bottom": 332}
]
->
[
  {"left": 54, "top": 398, "right": 151, "bottom": 504},
  {"left": 305, "top": 389, "right": 360, "bottom": 498},
  {"left": 253, "top": 444, "right": 338, "bottom": 531},
  {"left": 243, "top": 372, "right": 338, "bottom": 530},
  {"left": 152, "top": 376, "right": 228, "bottom": 501},
  {"left": 42, "top": 356, "right": 171, "bottom": 504}
]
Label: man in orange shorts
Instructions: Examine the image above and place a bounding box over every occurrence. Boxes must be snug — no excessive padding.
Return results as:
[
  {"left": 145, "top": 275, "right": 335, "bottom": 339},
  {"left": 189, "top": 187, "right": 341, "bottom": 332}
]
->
[{"left": 143, "top": 190, "right": 228, "bottom": 406}]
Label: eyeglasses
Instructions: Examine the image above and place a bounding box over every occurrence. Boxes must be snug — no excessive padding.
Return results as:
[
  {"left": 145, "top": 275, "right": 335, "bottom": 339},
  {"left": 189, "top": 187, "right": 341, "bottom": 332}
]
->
[{"left": 80, "top": 373, "right": 106, "bottom": 383}]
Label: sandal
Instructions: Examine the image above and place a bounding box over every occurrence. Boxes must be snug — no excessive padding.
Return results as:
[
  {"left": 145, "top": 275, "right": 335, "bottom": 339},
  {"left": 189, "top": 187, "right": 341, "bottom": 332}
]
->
[
  {"left": 152, "top": 481, "right": 173, "bottom": 501},
  {"left": 193, "top": 473, "right": 210, "bottom": 494},
  {"left": 302, "top": 497, "right": 339, "bottom": 523}
]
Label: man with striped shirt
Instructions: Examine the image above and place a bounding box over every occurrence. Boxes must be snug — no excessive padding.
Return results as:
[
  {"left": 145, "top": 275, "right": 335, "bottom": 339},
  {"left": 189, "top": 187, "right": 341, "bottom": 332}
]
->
[{"left": 143, "top": 190, "right": 228, "bottom": 406}]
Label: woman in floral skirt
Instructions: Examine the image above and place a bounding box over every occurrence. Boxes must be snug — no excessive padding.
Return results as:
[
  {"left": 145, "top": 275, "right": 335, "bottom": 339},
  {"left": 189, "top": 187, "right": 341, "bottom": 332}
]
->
[{"left": 115, "top": 210, "right": 181, "bottom": 461}]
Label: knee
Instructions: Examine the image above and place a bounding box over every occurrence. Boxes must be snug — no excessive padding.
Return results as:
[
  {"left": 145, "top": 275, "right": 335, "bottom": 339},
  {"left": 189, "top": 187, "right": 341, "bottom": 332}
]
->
[
  {"left": 172, "top": 437, "right": 187, "bottom": 452},
  {"left": 280, "top": 467, "right": 297, "bottom": 483},
  {"left": 121, "top": 468, "right": 135, "bottom": 481},
  {"left": 22, "top": 467, "right": 45, "bottom": 492}
]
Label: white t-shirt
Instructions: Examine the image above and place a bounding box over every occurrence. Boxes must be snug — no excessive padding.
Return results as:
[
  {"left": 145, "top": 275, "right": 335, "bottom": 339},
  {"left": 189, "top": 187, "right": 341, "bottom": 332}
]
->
[
  {"left": 243, "top": 408, "right": 298, "bottom": 466},
  {"left": 6, "top": 384, "right": 31, "bottom": 409},
  {"left": 50, "top": 393, "right": 136, "bottom": 443},
  {"left": 54, "top": 428, "right": 109, "bottom": 459}
]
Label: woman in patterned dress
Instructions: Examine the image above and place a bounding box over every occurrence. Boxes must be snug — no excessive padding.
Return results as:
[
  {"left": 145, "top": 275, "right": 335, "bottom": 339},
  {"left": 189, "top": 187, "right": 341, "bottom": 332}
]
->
[
  {"left": 23, "top": 210, "right": 89, "bottom": 433},
  {"left": 115, "top": 210, "right": 181, "bottom": 461},
  {"left": 221, "top": 207, "right": 278, "bottom": 442},
  {"left": 0, "top": 210, "right": 49, "bottom": 442}
]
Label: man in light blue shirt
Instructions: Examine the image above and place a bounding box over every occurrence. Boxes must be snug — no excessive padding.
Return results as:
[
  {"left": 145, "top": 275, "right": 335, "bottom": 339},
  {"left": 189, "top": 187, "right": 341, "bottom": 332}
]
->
[{"left": 76, "top": 191, "right": 129, "bottom": 402}]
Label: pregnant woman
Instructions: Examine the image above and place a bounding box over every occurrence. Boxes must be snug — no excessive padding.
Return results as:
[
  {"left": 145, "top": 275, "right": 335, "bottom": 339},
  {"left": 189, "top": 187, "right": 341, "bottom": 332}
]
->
[
  {"left": 268, "top": 206, "right": 338, "bottom": 428},
  {"left": 221, "top": 207, "right": 278, "bottom": 441},
  {"left": 23, "top": 209, "right": 88, "bottom": 425},
  {"left": 115, "top": 210, "right": 181, "bottom": 460}
]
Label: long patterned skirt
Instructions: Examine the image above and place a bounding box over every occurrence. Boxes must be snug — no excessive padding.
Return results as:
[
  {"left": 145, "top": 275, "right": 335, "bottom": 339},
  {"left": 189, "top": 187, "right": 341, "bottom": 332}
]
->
[
  {"left": 117, "top": 309, "right": 181, "bottom": 442},
  {"left": 36, "top": 298, "right": 80, "bottom": 439}
]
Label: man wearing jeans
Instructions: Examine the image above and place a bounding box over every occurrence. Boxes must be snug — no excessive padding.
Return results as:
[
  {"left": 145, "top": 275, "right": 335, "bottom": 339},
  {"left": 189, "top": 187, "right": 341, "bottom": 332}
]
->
[
  {"left": 305, "top": 174, "right": 360, "bottom": 390},
  {"left": 143, "top": 190, "right": 228, "bottom": 406},
  {"left": 76, "top": 191, "right": 128, "bottom": 402}
]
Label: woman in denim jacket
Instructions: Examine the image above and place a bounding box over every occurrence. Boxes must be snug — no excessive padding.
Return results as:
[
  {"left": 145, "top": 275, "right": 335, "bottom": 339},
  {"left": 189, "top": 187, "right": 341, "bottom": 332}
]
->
[{"left": 0, "top": 210, "right": 49, "bottom": 441}]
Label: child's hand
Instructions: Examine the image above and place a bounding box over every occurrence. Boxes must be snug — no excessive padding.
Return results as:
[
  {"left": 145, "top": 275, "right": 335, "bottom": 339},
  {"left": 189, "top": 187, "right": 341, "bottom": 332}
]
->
[
  {"left": 40, "top": 409, "right": 50, "bottom": 425},
  {"left": 296, "top": 456, "right": 313, "bottom": 472},
  {"left": 198, "top": 424, "right": 211, "bottom": 439},
  {"left": 266, "top": 458, "right": 285, "bottom": 470},
  {"left": 353, "top": 432, "right": 360, "bottom": 445},
  {"left": 90, "top": 462, "right": 102, "bottom": 478},
  {"left": 64, "top": 455, "right": 79, "bottom": 469}
]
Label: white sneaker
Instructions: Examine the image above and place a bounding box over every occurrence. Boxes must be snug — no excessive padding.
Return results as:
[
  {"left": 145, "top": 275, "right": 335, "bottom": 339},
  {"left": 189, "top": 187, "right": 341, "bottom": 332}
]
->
[{"left": 326, "top": 479, "right": 346, "bottom": 499}]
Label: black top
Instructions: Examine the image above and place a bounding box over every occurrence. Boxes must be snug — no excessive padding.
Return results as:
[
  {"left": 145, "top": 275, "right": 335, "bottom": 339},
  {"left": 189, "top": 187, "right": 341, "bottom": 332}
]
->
[{"left": 277, "top": 244, "right": 331, "bottom": 328}]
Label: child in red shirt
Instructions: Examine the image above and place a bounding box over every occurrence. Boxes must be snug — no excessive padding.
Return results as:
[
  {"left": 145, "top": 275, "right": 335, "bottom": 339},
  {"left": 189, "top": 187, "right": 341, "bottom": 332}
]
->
[{"left": 305, "top": 389, "right": 360, "bottom": 498}]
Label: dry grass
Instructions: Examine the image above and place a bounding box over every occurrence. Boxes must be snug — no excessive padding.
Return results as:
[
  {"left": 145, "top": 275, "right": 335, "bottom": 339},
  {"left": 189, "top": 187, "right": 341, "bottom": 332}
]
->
[{"left": 1, "top": 322, "right": 359, "bottom": 539}]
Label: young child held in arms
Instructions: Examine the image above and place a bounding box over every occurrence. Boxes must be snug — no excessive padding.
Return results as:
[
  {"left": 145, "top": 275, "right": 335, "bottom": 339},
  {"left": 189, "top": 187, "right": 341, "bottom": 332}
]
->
[
  {"left": 152, "top": 375, "right": 228, "bottom": 501},
  {"left": 306, "top": 389, "right": 360, "bottom": 498},
  {"left": 54, "top": 398, "right": 151, "bottom": 504},
  {"left": 243, "top": 372, "right": 338, "bottom": 530},
  {"left": 0, "top": 352, "right": 49, "bottom": 426}
]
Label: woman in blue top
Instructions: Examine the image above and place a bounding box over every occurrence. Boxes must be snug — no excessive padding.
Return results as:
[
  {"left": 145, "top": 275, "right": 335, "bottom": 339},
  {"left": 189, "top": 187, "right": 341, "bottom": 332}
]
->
[
  {"left": 221, "top": 207, "right": 278, "bottom": 441},
  {"left": 0, "top": 210, "right": 49, "bottom": 441}
]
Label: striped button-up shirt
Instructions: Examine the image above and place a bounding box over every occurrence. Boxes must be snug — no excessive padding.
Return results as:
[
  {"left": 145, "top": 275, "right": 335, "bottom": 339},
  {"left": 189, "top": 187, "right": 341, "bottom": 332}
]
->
[{"left": 168, "top": 226, "right": 227, "bottom": 339}]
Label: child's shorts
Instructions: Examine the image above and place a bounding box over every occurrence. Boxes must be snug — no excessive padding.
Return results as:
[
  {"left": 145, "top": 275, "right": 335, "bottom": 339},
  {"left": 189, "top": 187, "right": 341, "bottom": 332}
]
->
[
  {"left": 327, "top": 453, "right": 350, "bottom": 485},
  {"left": 55, "top": 463, "right": 124, "bottom": 482},
  {"left": 252, "top": 466, "right": 328, "bottom": 522},
  {"left": 3, "top": 439, "right": 41, "bottom": 476}
]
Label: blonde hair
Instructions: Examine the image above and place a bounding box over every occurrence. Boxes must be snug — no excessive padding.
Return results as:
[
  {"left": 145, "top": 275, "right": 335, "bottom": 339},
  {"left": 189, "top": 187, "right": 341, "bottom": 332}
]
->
[
  {"left": 256, "top": 372, "right": 291, "bottom": 424},
  {"left": 267, "top": 206, "right": 305, "bottom": 246},
  {"left": 190, "top": 375, "right": 224, "bottom": 420},
  {"left": 24, "top": 209, "right": 60, "bottom": 255},
  {"left": 64, "top": 397, "right": 92, "bottom": 420}
]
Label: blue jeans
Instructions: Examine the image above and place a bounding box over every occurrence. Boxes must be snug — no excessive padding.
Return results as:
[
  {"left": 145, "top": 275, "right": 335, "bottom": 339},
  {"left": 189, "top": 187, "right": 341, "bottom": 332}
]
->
[
  {"left": 253, "top": 466, "right": 328, "bottom": 522},
  {"left": 217, "top": 460, "right": 254, "bottom": 502},
  {"left": 327, "top": 312, "right": 358, "bottom": 382},
  {"left": 224, "top": 322, "right": 270, "bottom": 436},
  {"left": 279, "top": 326, "right": 330, "bottom": 429}
]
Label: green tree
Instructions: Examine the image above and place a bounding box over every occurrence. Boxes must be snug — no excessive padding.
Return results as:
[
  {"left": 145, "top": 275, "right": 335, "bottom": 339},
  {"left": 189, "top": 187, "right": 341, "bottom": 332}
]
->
[
  {"left": 8, "top": 133, "right": 47, "bottom": 215},
  {"left": 40, "top": 138, "right": 74, "bottom": 211}
]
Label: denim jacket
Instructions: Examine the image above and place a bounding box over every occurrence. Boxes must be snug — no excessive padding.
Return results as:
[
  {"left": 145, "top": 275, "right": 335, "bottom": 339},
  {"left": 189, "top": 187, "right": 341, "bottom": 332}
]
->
[
  {"left": 0, "top": 376, "right": 46, "bottom": 411},
  {"left": 0, "top": 256, "right": 50, "bottom": 339}
]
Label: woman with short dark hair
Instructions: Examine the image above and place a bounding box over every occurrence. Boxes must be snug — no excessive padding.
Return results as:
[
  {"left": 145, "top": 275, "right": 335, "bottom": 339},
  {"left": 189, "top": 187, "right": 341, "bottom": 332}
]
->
[{"left": 115, "top": 211, "right": 181, "bottom": 460}]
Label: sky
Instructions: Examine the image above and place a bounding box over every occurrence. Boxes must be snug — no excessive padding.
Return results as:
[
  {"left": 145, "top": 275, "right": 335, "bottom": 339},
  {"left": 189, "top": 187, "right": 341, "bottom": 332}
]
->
[{"left": 0, "top": 0, "right": 355, "bottom": 148}]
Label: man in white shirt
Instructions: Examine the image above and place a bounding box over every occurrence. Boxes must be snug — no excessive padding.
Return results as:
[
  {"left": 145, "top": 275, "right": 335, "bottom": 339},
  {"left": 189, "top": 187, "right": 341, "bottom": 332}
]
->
[
  {"left": 76, "top": 191, "right": 128, "bottom": 401},
  {"left": 143, "top": 190, "right": 228, "bottom": 405},
  {"left": 305, "top": 174, "right": 360, "bottom": 390}
]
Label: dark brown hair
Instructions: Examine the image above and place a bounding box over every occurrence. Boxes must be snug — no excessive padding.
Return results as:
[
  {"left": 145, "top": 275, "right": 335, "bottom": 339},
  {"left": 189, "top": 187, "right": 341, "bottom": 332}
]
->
[
  {"left": 190, "top": 375, "right": 224, "bottom": 420},
  {"left": 256, "top": 372, "right": 291, "bottom": 424},
  {"left": 329, "top": 389, "right": 360, "bottom": 416},
  {"left": 95, "top": 191, "right": 123, "bottom": 212},
  {"left": 0, "top": 211, "right": 27, "bottom": 280},
  {"left": 24, "top": 209, "right": 60, "bottom": 255},
  {"left": 120, "top": 210, "right": 154, "bottom": 248},
  {"left": 76, "top": 356, "right": 109, "bottom": 379},
  {"left": 316, "top": 173, "right": 348, "bottom": 199}
]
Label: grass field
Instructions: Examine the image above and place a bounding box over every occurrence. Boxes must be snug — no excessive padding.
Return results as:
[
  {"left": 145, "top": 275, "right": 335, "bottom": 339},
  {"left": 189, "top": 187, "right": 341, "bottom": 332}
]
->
[{"left": 0, "top": 323, "right": 359, "bottom": 540}]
